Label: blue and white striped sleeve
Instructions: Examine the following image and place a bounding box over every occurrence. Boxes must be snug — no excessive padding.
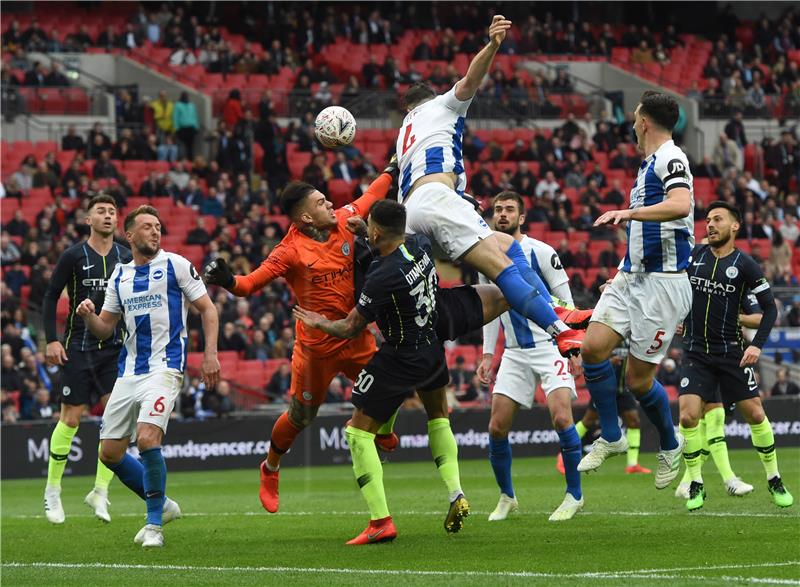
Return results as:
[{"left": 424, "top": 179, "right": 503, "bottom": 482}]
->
[{"left": 655, "top": 147, "right": 691, "bottom": 193}]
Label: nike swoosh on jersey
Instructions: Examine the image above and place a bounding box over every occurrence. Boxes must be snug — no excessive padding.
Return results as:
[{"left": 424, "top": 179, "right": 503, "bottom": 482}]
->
[
  {"left": 307, "top": 260, "right": 319, "bottom": 268},
  {"left": 121, "top": 277, "right": 132, "bottom": 283},
  {"left": 82, "top": 264, "right": 95, "bottom": 270}
]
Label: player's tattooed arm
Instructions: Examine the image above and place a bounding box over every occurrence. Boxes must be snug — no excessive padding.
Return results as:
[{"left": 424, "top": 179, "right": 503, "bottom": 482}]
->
[
  {"left": 345, "top": 216, "right": 368, "bottom": 238},
  {"left": 293, "top": 305, "right": 367, "bottom": 339}
]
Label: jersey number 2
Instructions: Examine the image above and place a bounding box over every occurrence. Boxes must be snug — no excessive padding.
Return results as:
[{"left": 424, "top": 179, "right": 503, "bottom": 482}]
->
[{"left": 402, "top": 124, "right": 416, "bottom": 155}]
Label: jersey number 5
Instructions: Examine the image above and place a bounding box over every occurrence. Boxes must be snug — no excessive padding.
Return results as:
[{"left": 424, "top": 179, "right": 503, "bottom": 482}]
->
[
  {"left": 402, "top": 124, "right": 416, "bottom": 155},
  {"left": 645, "top": 329, "right": 666, "bottom": 355}
]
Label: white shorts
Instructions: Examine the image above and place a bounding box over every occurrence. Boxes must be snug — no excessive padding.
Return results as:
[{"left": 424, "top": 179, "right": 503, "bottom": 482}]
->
[
  {"left": 99, "top": 370, "right": 183, "bottom": 441},
  {"left": 492, "top": 346, "right": 577, "bottom": 409},
  {"left": 590, "top": 271, "right": 692, "bottom": 364},
  {"left": 404, "top": 182, "right": 493, "bottom": 260}
]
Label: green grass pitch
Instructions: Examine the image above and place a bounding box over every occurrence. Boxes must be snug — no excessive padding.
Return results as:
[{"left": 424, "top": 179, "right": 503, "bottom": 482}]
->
[{"left": 2, "top": 448, "right": 799, "bottom": 586}]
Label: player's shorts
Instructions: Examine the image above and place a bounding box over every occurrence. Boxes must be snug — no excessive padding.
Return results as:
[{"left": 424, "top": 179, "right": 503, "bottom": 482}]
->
[
  {"left": 492, "top": 346, "right": 577, "bottom": 409},
  {"left": 99, "top": 369, "right": 183, "bottom": 441},
  {"left": 435, "top": 286, "right": 485, "bottom": 342},
  {"left": 678, "top": 350, "right": 758, "bottom": 405},
  {"left": 404, "top": 182, "right": 493, "bottom": 260},
  {"left": 590, "top": 271, "right": 691, "bottom": 364},
  {"left": 290, "top": 330, "right": 377, "bottom": 407},
  {"left": 60, "top": 346, "right": 120, "bottom": 406},
  {"left": 350, "top": 342, "right": 448, "bottom": 423},
  {"left": 589, "top": 389, "right": 638, "bottom": 414}
]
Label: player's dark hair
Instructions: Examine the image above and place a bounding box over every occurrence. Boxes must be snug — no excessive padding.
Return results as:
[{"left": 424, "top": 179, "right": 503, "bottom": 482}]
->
[
  {"left": 493, "top": 191, "right": 526, "bottom": 216},
  {"left": 707, "top": 200, "right": 741, "bottom": 223},
  {"left": 369, "top": 200, "right": 406, "bottom": 237},
  {"left": 124, "top": 205, "right": 160, "bottom": 232},
  {"left": 280, "top": 181, "right": 317, "bottom": 217},
  {"left": 404, "top": 82, "right": 436, "bottom": 110},
  {"left": 639, "top": 90, "right": 679, "bottom": 131},
  {"left": 88, "top": 194, "right": 117, "bottom": 211}
]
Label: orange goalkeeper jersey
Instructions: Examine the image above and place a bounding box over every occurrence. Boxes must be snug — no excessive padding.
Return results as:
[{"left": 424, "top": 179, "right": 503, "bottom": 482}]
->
[{"left": 231, "top": 173, "right": 392, "bottom": 357}]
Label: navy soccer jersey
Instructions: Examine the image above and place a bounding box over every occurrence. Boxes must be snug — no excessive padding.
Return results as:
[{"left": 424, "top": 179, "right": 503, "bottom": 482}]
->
[
  {"left": 356, "top": 234, "right": 438, "bottom": 349},
  {"left": 43, "top": 241, "right": 132, "bottom": 351}
]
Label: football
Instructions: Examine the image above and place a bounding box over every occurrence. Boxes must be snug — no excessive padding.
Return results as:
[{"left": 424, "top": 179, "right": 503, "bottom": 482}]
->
[{"left": 314, "top": 106, "right": 357, "bottom": 148}]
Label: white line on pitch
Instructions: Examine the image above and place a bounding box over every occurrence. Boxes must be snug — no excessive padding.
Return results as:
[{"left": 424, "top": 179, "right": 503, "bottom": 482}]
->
[
  {"left": 7, "top": 509, "right": 799, "bottom": 520},
  {"left": 2, "top": 560, "right": 799, "bottom": 582}
]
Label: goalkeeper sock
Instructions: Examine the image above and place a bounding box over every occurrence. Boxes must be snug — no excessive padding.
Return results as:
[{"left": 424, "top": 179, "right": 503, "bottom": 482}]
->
[
  {"left": 583, "top": 361, "right": 622, "bottom": 442},
  {"left": 107, "top": 453, "right": 146, "bottom": 500},
  {"left": 47, "top": 421, "right": 77, "bottom": 489},
  {"left": 266, "top": 411, "right": 301, "bottom": 469},
  {"left": 489, "top": 436, "right": 514, "bottom": 498},
  {"left": 680, "top": 424, "right": 703, "bottom": 483},
  {"left": 626, "top": 428, "right": 641, "bottom": 467},
  {"left": 705, "top": 407, "right": 735, "bottom": 482},
  {"left": 377, "top": 410, "right": 397, "bottom": 435},
  {"left": 428, "top": 418, "right": 463, "bottom": 501},
  {"left": 140, "top": 447, "right": 166, "bottom": 526},
  {"left": 94, "top": 443, "right": 114, "bottom": 493},
  {"left": 575, "top": 421, "right": 588, "bottom": 439},
  {"left": 638, "top": 380, "right": 678, "bottom": 451},
  {"left": 750, "top": 418, "right": 780, "bottom": 480},
  {"left": 345, "top": 426, "right": 389, "bottom": 520},
  {"left": 557, "top": 425, "right": 582, "bottom": 500}
]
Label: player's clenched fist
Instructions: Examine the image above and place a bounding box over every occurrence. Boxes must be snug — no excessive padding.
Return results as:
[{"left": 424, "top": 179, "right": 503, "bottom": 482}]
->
[
  {"left": 76, "top": 298, "right": 96, "bottom": 318},
  {"left": 203, "top": 257, "right": 235, "bottom": 289},
  {"left": 488, "top": 15, "right": 512, "bottom": 47}
]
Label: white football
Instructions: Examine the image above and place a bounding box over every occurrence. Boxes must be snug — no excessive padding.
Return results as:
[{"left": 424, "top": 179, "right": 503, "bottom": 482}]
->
[{"left": 314, "top": 106, "right": 357, "bottom": 148}]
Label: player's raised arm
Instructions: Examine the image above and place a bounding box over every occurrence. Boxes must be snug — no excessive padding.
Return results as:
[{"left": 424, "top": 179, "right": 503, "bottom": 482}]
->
[
  {"left": 205, "top": 241, "right": 292, "bottom": 297},
  {"left": 293, "top": 305, "right": 368, "bottom": 339},
  {"left": 454, "top": 15, "right": 512, "bottom": 101}
]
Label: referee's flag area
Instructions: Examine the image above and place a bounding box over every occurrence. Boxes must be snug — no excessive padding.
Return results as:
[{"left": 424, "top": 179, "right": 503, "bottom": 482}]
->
[{"left": 3, "top": 450, "right": 799, "bottom": 586}]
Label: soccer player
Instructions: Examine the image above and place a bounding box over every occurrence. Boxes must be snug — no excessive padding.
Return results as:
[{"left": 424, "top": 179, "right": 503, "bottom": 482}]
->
[
  {"left": 203, "top": 166, "right": 398, "bottom": 514},
  {"left": 294, "top": 200, "right": 510, "bottom": 544},
  {"left": 577, "top": 91, "right": 693, "bottom": 490},
  {"left": 475, "top": 192, "right": 584, "bottom": 522},
  {"left": 678, "top": 201, "right": 792, "bottom": 510},
  {"left": 674, "top": 294, "right": 762, "bottom": 499},
  {"left": 395, "top": 15, "right": 589, "bottom": 358},
  {"left": 42, "top": 194, "right": 133, "bottom": 524},
  {"left": 556, "top": 351, "right": 652, "bottom": 475},
  {"left": 76, "top": 205, "right": 220, "bottom": 547}
]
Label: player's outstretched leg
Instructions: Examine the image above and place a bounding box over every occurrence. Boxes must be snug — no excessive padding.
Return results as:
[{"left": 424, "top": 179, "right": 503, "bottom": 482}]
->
[
  {"left": 44, "top": 420, "right": 78, "bottom": 524},
  {"left": 344, "top": 425, "right": 396, "bottom": 545},
  {"left": 85, "top": 443, "right": 114, "bottom": 523},
  {"left": 703, "top": 406, "right": 753, "bottom": 496},
  {"left": 748, "top": 415, "right": 793, "bottom": 508}
]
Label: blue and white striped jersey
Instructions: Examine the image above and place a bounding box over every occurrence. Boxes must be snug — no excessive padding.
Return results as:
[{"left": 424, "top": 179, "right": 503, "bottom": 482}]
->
[
  {"left": 481, "top": 236, "right": 572, "bottom": 351},
  {"left": 102, "top": 250, "right": 207, "bottom": 377},
  {"left": 396, "top": 85, "right": 471, "bottom": 203},
  {"left": 621, "top": 139, "right": 695, "bottom": 273}
]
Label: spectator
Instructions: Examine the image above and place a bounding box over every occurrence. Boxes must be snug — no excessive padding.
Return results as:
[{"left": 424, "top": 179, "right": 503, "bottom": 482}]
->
[
  {"left": 45, "top": 63, "right": 68, "bottom": 87},
  {"left": 768, "top": 230, "right": 792, "bottom": 275},
  {"left": 150, "top": 90, "right": 175, "bottom": 138},
  {"left": 186, "top": 217, "right": 211, "bottom": 245},
  {"left": 97, "top": 25, "right": 122, "bottom": 49},
  {"left": 1, "top": 232, "right": 21, "bottom": 266},
  {"left": 29, "top": 387, "right": 56, "bottom": 420},
  {"left": 724, "top": 111, "right": 748, "bottom": 148},
  {"left": 86, "top": 123, "right": 112, "bottom": 156},
  {"left": 0, "top": 353, "right": 21, "bottom": 392},
  {"left": 271, "top": 326, "right": 295, "bottom": 359},
  {"left": 572, "top": 241, "right": 593, "bottom": 269},
  {"left": 203, "top": 380, "right": 234, "bottom": 417},
  {"left": 266, "top": 362, "right": 291, "bottom": 401},
  {"left": 331, "top": 151, "right": 355, "bottom": 182},
  {"left": 770, "top": 368, "right": 800, "bottom": 397},
  {"left": 779, "top": 213, "right": 799, "bottom": 243},
  {"left": 713, "top": 134, "right": 741, "bottom": 171},
  {"left": 24, "top": 61, "right": 47, "bottom": 86},
  {"left": 535, "top": 171, "right": 561, "bottom": 200},
  {"left": 448, "top": 356, "right": 471, "bottom": 391},
  {"left": 173, "top": 91, "right": 199, "bottom": 159},
  {"left": 598, "top": 241, "right": 619, "bottom": 268},
  {"left": 657, "top": 358, "right": 681, "bottom": 387},
  {"left": 157, "top": 134, "right": 179, "bottom": 162},
  {"left": 222, "top": 89, "right": 244, "bottom": 128},
  {"left": 5, "top": 210, "right": 29, "bottom": 238},
  {"left": 61, "top": 126, "right": 85, "bottom": 153},
  {"left": 325, "top": 376, "right": 346, "bottom": 403},
  {"left": 92, "top": 151, "right": 119, "bottom": 179},
  {"left": 456, "top": 374, "right": 481, "bottom": 403},
  {"left": 694, "top": 155, "right": 721, "bottom": 178},
  {"left": 219, "top": 322, "right": 247, "bottom": 352}
]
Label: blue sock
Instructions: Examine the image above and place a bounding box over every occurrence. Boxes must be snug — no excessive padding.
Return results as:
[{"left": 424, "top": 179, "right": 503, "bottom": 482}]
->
[
  {"left": 140, "top": 447, "right": 167, "bottom": 526},
  {"left": 506, "top": 240, "right": 553, "bottom": 303},
  {"left": 638, "top": 380, "right": 678, "bottom": 450},
  {"left": 557, "top": 426, "right": 582, "bottom": 500},
  {"left": 494, "top": 265, "right": 561, "bottom": 335},
  {"left": 108, "top": 453, "right": 146, "bottom": 500},
  {"left": 489, "top": 437, "right": 514, "bottom": 498},
  {"left": 583, "top": 361, "right": 622, "bottom": 442}
]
